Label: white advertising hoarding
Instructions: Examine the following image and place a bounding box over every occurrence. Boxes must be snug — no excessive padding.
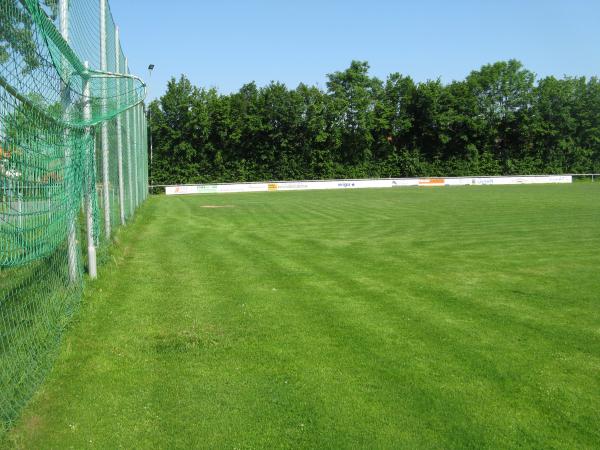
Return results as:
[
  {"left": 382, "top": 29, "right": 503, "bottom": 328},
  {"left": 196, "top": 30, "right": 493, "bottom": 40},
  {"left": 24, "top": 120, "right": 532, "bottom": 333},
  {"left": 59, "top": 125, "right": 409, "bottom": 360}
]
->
[{"left": 165, "top": 175, "right": 572, "bottom": 195}]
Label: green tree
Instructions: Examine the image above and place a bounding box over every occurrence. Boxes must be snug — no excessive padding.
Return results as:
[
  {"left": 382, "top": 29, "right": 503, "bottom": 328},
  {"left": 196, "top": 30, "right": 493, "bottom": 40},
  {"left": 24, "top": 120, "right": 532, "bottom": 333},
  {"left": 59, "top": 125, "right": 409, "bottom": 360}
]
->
[
  {"left": 465, "top": 60, "right": 536, "bottom": 171},
  {"left": 326, "top": 61, "right": 379, "bottom": 166},
  {"left": 371, "top": 73, "right": 415, "bottom": 175},
  {"left": 148, "top": 60, "right": 599, "bottom": 183}
]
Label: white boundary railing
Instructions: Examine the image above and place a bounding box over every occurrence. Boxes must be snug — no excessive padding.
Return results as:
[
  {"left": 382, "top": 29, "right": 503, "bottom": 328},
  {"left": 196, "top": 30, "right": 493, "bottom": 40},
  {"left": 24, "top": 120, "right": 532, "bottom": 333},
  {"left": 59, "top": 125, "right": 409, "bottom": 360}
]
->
[{"left": 570, "top": 173, "right": 599, "bottom": 181}]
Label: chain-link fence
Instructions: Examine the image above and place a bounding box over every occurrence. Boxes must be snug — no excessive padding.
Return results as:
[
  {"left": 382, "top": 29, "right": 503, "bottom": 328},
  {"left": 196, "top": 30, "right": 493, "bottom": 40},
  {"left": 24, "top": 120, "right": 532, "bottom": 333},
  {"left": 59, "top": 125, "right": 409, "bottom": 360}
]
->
[{"left": 0, "top": 0, "right": 148, "bottom": 432}]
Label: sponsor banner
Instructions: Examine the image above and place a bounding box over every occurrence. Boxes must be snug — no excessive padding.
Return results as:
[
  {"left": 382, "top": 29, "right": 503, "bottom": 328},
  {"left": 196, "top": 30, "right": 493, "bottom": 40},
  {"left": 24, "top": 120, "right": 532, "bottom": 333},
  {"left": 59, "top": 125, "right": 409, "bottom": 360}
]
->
[
  {"left": 471, "top": 178, "right": 495, "bottom": 186},
  {"left": 419, "top": 178, "right": 446, "bottom": 186},
  {"left": 444, "top": 178, "right": 472, "bottom": 186},
  {"left": 166, "top": 183, "right": 268, "bottom": 195},
  {"left": 216, "top": 183, "right": 268, "bottom": 193},
  {"left": 470, "top": 175, "right": 572, "bottom": 186},
  {"left": 391, "top": 179, "right": 420, "bottom": 187},
  {"left": 164, "top": 175, "right": 572, "bottom": 195},
  {"left": 547, "top": 175, "right": 572, "bottom": 184},
  {"left": 275, "top": 182, "right": 311, "bottom": 191},
  {"left": 417, "top": 176, "right": 573, "bottom": 187},
  {"left": 165, "top": 185, "right": 218, "bottom": 195}
]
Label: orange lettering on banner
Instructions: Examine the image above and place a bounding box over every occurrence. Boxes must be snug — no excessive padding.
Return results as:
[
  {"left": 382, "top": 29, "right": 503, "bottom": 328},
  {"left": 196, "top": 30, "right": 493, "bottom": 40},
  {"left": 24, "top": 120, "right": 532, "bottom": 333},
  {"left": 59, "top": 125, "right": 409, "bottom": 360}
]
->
[
  {"left": 268, "top": 183, "right": 278, "bottom": 192},
  {"left": 419, "top": 178, "right": 446, "bottom": 186}
]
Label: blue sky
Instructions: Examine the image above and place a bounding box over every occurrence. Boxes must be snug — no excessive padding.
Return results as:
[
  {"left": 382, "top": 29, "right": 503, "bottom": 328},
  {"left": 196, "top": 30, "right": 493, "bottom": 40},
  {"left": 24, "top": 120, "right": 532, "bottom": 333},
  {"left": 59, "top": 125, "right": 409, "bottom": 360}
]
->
[{"left": 110, "top": 0, "right": 599, "bottom": 100}]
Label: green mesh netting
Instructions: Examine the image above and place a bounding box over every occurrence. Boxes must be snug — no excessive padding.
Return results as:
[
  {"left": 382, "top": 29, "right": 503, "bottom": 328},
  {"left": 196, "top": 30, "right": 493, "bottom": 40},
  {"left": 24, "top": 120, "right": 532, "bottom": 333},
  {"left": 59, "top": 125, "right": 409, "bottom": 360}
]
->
[{"left": 0, "top": 0, "right": 148, "bottom": 432}]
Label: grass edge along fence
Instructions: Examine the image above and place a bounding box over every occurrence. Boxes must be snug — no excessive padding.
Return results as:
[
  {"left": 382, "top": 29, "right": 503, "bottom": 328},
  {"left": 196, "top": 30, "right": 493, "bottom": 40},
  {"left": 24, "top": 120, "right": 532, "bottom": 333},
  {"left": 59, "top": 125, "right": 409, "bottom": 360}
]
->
[{"left": 0, "top": 0, "right": 148, "bottom": 433}]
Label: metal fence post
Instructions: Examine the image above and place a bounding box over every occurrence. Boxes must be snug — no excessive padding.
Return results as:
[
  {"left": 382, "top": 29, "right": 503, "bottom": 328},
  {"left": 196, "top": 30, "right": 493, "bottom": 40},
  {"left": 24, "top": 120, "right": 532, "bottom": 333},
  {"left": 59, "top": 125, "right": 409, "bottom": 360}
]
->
[
  {"left": 59, "top": 0, "right": 79, "bottom": 283},
  {"left": 144, "top": 107, "right": 148, "bottom": 200},
  {"left": 83, "top": 61, "right": 97, "bottom": 278},
  {"left": 115, "top": 27, "right": 126, "bottom": 225},
  {"left": 132, "top": 99, "right": 139, "bottom": 208},
  {"left": 100, "top": 0, "right": 111, "bottom": 240},
  {"left": 125, "top": 59, "right": 134, "bottom": 217},
  {"left": 139, "top": 103, "right": 144, "bottom": 203}
]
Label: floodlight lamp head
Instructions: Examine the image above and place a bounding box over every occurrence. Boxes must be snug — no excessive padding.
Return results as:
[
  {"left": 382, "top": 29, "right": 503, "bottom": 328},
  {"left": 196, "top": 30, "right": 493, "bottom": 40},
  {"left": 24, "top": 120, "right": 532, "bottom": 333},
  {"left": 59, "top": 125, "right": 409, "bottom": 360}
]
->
[{"left": 148, "top": 64, "right": 155, "bottom": 71}]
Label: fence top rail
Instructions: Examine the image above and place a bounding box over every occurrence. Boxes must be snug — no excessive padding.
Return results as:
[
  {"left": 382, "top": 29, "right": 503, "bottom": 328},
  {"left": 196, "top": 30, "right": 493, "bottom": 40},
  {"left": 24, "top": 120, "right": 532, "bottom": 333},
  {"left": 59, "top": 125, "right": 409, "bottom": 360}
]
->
[{"left": 149, "top": 174, "right": 597, "bottom": 189}]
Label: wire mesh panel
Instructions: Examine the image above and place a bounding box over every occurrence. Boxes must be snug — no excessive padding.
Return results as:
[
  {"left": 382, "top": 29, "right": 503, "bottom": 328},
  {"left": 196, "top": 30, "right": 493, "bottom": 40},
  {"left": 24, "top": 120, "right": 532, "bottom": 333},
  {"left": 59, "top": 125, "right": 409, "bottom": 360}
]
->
[{"left": 0, "top": 0, "right": 148, "bottom": 432}]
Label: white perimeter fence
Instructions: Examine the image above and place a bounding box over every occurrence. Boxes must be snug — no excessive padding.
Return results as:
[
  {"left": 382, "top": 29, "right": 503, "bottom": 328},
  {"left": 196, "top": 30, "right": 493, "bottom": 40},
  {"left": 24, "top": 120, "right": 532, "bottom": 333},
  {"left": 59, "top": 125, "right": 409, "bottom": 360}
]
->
[{"left": 155, "top": 175, "right": 595, "bottom": 196}]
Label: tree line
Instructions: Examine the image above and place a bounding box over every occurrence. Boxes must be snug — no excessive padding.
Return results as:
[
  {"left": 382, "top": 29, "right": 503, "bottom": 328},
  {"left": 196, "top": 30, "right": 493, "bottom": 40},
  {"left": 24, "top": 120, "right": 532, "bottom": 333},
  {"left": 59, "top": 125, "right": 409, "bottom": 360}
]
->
[{"left": 148, "top": 60, "right": 600, "bottom": 184}]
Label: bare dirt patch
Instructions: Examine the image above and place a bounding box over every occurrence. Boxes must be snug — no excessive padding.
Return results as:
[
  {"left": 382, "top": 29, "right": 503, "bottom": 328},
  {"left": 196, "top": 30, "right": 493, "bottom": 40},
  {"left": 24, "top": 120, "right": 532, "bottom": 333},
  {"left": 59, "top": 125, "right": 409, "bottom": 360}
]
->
[{"left": 10, "top": 414, "right": 45, "bottom": 445}]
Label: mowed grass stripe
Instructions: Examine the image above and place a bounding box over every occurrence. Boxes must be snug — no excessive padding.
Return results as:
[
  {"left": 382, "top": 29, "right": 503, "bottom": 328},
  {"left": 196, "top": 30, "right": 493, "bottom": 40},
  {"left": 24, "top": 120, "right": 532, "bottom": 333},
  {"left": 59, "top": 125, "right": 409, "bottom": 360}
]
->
[
  {"left": 4, "top": 183, "right": 600, "bottom": 449},
  {"left": 191, "top": 194, "right": 597, "bottom": 447}
]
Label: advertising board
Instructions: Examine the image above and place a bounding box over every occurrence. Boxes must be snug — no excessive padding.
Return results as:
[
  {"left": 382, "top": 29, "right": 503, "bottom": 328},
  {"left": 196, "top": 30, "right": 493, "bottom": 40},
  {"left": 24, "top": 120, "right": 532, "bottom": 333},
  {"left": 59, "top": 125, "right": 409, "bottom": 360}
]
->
[{"left": 164, "top": 175, "right": 572, "bottom": 195}]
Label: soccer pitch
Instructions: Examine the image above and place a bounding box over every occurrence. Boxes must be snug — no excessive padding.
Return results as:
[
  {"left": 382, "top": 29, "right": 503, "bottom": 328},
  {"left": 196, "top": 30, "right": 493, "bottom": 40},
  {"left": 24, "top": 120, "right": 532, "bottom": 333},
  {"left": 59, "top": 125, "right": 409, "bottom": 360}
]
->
[{"left": 5, "top": 184, "right": 600, "bottom": 448}]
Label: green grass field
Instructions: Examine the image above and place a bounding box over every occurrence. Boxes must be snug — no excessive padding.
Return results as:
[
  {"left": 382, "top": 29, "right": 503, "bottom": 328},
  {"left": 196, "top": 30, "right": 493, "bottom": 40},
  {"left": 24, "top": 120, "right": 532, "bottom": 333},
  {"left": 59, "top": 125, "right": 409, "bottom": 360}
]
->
[{"left": 4, "top": 184, "right": 600, "bottom": 449}]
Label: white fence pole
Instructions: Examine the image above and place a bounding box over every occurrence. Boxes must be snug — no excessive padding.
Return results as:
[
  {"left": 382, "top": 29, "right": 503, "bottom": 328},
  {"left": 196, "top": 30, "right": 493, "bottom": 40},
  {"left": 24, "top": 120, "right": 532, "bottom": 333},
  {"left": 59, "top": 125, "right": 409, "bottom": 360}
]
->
[
  {"left": 115, "top": 26, "right": 126, "bottom": 225},
  {"left": 132, "top": 100, "right": 139, "bottom": 208},
  {"left": 100, "top": 0, "right": 111, "bottom": 240},
  {"left": 125, "top": 59, "right": 134, "bottom": 217},
  {"left": 83, "top": 61, "right": 97, "bottom": 278},
  {"left": 59, "top": 0, "right": 79, "bottom": 283}
]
